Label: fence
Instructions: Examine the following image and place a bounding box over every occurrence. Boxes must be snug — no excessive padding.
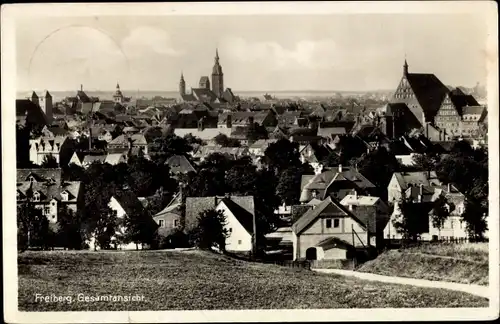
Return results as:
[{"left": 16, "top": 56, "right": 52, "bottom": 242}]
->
[
  {"left": 309, "top": 259, "right": 357, "bottom": 270},
  {"left": 268, "top": 260, "right": 311, "bottom": 270}
]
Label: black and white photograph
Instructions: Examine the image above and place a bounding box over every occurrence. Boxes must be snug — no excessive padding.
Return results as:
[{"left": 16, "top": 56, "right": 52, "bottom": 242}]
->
[{"left": 2, "top": 2, "right": 499, "bottom": 323}]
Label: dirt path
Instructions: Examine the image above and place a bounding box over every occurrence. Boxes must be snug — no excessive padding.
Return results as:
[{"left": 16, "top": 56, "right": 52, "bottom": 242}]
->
[{"left": 314, "top": 268, "right": 490, "bottom": 299}]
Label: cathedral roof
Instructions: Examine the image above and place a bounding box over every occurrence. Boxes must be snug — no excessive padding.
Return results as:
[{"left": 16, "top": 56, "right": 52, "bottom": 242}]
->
[{"left": 405, "top": 73, "right": 449, "bottom": 122}]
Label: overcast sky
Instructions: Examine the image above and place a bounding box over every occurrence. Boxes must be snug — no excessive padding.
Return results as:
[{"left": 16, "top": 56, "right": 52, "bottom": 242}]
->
[{"left": 16, "top": 14, "right": 488, "bottom": 92}]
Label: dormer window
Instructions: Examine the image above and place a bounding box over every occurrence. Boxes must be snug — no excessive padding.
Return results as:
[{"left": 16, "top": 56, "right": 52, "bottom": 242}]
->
[
  {"left": 60, "top": 191, "right": 68, "bottom": 201},
  {"left": 33, "top": 192, "right": 40, "bottom": 202},
  {"left": 28, "top": 175, "right": 35, "bottom": 183}
]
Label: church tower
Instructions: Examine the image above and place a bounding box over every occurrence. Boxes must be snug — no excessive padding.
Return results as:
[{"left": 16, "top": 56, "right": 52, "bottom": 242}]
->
[
  {"left": 113, "top": 83, "right": 124, "bottom": 104},
  {"left": 211, "top": 48, "right": 224, "bottom": 98},
  {"left": 179, "top": 72, "right": 186, "bottom": 97},
  {"left": 403, "top": 59, "right": 409, "bottom": 76}
]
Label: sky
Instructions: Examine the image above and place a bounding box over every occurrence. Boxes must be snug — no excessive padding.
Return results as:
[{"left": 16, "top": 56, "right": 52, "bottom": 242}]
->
[{"left": 16, "top": 14, "right": 489, "bottom": 92}]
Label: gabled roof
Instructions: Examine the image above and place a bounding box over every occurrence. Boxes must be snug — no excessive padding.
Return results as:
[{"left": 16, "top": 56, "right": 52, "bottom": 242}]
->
[
  {"left": 105, "top": 153, "right": 126, "bottom": 165},
  {"left": 406, "top": 73, "right": 450, "bottom": 121},
  {"left": 292, "top": 196, "right": 366, "bottom": 235},
  {"left": 462, "top": 105, "right": 486, "bottom": 116},
  {"left": 165, "top": 155, "right": 196, "bottom": 174},
  {"left": 317, "top": 127, "right": 346, "bottom": 138},
  {"left": 16, "top": 99, "right": 48, "bottom": 127},
  {"left": 218, "top": 198, "right": 255, "bottom": 234},
  {"left": 112, "top": 190, "right": 149, "bottom": 218},
  {"left": 185, "top": 195, "right": 254, "bottom": 230},
  {"left": 17, "top": 168, "right": 62, "bottom": 184},
  {"left": 392, "top": 171, "right": 441, "bottom": 190},
  {"left": 192, "top": 88, "right": 217, "bottom": 103}
]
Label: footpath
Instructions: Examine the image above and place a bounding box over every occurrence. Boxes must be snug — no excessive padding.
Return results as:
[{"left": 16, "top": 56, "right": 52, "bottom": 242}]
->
[{"left": 314, "top": 268, "right": 490, "bottom": 299}]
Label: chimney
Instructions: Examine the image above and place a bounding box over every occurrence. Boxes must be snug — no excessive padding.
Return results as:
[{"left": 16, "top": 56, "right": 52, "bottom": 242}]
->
[
  {"left": 354, "top": 190, "right": 357, "bottom": 199},
  {"left": 348, "top": 204, "right": 353, "bottom": 211},
  {"left": 419, "top": 184, "right": 423, "bottom": 195},
  {"left": 314, "top": 164, "right": 323, "bottom": 175},
  {"left": 447, "top": 183, "right": 451, "bottom": 193},
  {"left": 80, "top": 84, "right": 83, "bottom": 92},
  {"left": 338, "top": 164, "right": 342, "bottom": 172},
  {"left": 226, "top": 114, "right": 232, "bottom": 128}
]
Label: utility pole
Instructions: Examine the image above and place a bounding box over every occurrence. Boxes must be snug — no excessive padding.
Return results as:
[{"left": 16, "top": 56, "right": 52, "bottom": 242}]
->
[
  {"left": 352, "top": 224, "right": 355, "bottom": 270},
  {"left": 252, "top": 211, "right": 257, "bottom": 260}
]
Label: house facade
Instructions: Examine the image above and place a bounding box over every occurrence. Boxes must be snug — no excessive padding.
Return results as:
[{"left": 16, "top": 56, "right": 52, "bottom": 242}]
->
[
  {"left": 387, "top": 171, "right": 442, "bottom": 203},
  {"left": 292, "top": 197, "right": 375, "bottom": 261},
  {"left": 215, "top": 198, "right": 255, "bottom": 253},
  {"left": 16, "top": 169, "right": 82, "bottom": 224},
  {"left": 29, "top": 135, "right": 74, "bottom": 166}
]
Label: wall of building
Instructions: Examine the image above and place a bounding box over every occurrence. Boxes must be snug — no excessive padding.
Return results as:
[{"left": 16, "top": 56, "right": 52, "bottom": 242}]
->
[
  {"left": 216, "top": 202, "right": 253, "bottom": 252},
  {"left": 295, "top": 216, "right": 368, "bottom": 260}
]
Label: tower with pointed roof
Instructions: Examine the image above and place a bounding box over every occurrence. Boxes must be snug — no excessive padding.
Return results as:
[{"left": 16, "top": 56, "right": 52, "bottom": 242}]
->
[
  {"left": 113, "top": 82, "right": 124, "bottom": 104},
  {"left": 403, "top": 59, "right": 409, "bottom": 76},
  {"left": 30, "top": 91, "right": 39, "bottom": 106},
  {"left": 211, "top": 48, "right": 224, "bottom": 98},
  {"left": 179, "top": 72, "right": 186, "bottom": 97}
]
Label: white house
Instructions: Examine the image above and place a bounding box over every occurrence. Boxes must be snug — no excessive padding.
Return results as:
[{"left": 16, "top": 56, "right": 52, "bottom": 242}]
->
[
  {"left": 384, "top": 184, "right": 469, "bottom": 241},
  {"left": 87, "top": 191, "right": 152, "bottom": 251},
  {"left": 68, "top": 152, "right": 83, "bottom": 167},
  {"left": 215, "top": 198, "right": 255, "bottom": 253},
  {"left": 29, "top": 135, "right": 73, "bottom": 166}
]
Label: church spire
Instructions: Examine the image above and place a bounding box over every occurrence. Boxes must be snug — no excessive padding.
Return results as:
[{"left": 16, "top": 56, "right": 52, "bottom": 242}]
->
[
  {"left": 215, "top": 48, "right": 219, "bottom": 63},
  {"left": 403, "top": 57, "right": 409, "bottom": 76}
]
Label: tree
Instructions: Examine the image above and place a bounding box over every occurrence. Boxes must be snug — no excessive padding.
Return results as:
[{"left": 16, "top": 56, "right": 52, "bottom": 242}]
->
[
  {"left": 17, "top": 201, "right": 52, "bottom": 251},
  {"left": 55, "top": 204, "right": 83, "bottom": 249},
  {"left": 391, "top": 199, "right": 428, "bottom": 243},
  {"left": 430, "top": 195, "right": 451, "bottom": 236},
  {"left": 214, "top": 133, "right": 240, "bottom": 147},
  {"left": 62, "top": 163, "right": 86, "bottom": 182},
  {"left": 122, "top": 199, "right": 158, "bottom": 249},
  {"left": 150, "top": 134, "right": 193, "bottom": 164},
  {"left": 412, "top": 153, "right": 439, "bottom": 172},
  {"left": 41, "top": 154, "right": 59, "bottom": 168},
  {"left": 351, "top": 146, "right": 399, "bottom": 196},
  {"left": 276, "top": 166, "right": 303, "bottom": 205},
  {"left": 189, "top": 209, "right": 228, "bottom": 252},
  {"left": 461, "top": 200, "right": 488, "bottom": 241},
  {"left": 184, "top": 134, "right": 204, "bottom": 146},
  {"left": 264, "top": 138, "right": 301, "bottom": 175}
]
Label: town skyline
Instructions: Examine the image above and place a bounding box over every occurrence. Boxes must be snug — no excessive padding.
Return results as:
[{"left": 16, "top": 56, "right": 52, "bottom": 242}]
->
[{"left": 17, "top": 14, "right": 488, "bottom": 92}]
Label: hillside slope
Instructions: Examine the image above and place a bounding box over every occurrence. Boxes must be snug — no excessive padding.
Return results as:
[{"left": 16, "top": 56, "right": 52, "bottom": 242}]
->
[
  {"left": 18, "top": 249, "right": 488, "bottom": 311},
  {"left": 357, "top": 246, "right": 489, "bottom": 286}
]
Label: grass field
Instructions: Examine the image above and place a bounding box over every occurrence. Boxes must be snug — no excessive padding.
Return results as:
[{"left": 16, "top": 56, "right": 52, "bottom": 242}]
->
[
  {"left": 358, "top": 243, "right": 489, "bottom": 285},
  {"left": 18, "top": 250, "right": 488, "bottom": 311}
]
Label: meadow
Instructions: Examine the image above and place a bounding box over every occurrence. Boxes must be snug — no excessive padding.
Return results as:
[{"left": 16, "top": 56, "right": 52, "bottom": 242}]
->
[
  {"left": 18, "top": 249, "right": 488, "bottom": 311},
  {"left": 357, "top": 243, "right": 489, "bottom": 285}
]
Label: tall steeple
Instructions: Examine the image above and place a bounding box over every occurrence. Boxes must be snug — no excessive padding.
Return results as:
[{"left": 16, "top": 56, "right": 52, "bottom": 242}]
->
[
  {"left": 211, "top": 48, "right": 224, "bottom": 98},
  {"left": 179, "top": 71, "right": 186, "bottom": 96},
  {"left": 403, "top": 58, "right": 409, "bottom": 76}
]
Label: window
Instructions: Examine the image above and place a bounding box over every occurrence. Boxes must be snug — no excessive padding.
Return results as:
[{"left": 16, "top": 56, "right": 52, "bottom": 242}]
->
[
  {"left": 228, "top": 228, "right": 233, "bottom": 234},
  {"left": 159, "top": 220, "right": 164, "bottom": 228},
  {"left": 33, "top": 192, "right": 40, "bottom": 202},
  {"left": 173, "top": 219, "right": 179, "bottom": 227},
  {"left": 333, "top": 219, "right": 340, "bottom": 228},
  {"left": 238, "top": 240, "right": 242, "bottom": 245},
  {"left": 44, "top": 207, "right": 50, "bottom": 214},
  {"left": 326, "top": 219, "right": 332, "bottom": 228}
]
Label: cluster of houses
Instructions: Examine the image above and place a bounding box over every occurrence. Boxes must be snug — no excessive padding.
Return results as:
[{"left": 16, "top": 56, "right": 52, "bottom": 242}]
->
[{"left": 16, "top": 59, "right": 488, "bottom": 260}]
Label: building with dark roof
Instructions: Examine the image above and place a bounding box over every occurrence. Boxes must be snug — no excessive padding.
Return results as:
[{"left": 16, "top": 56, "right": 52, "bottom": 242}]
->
[
  {"left": 291, "top": 196, "right": 377, "bottom": 260},
  {"left": 179, "top": 48, "right": 228, "bottom": 103},
  {"left": 391, "top": 60, "right": 450, "bottom": 127},
  {"left": 16, "top": 168, "right": 82, "bottom": 224}
]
